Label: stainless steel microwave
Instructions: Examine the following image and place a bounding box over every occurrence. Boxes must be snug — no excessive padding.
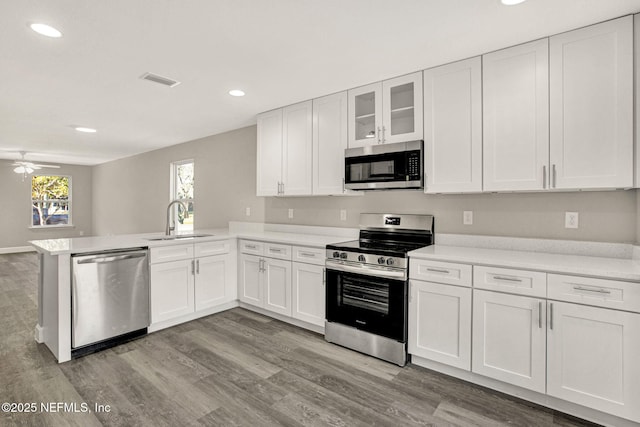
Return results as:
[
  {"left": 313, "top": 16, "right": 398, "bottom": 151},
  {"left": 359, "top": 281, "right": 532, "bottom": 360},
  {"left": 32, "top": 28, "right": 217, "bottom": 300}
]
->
[{"left": 344, "top": 140, "right": 423, "bottom": 190}]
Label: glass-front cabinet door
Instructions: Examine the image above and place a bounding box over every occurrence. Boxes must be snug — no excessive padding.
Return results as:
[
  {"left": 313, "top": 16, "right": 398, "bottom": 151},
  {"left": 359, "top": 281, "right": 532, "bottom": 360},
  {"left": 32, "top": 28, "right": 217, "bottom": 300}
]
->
[
  {"left": 382, "top": 72, "right": 423, "bottom": 144},
  {"left": 348, "top": 73, "right": 423, "bottom": 148},
  {"left": 348, "top": 82, "right": 382, "bottom": 148}
]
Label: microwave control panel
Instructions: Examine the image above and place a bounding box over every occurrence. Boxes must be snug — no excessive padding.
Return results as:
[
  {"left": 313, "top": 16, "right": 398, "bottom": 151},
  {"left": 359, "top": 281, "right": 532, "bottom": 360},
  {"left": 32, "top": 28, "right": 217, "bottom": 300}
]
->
[{"left": 407, "top": 151, "right": 421, "bottom": 180}]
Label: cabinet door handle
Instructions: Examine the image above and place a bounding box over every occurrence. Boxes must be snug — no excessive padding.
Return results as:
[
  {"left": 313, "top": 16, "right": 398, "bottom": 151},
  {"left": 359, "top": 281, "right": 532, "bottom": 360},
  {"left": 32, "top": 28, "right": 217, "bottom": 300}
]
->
[
  {"left": 427, "top": 267, "right": 450, "bottom": 274},
  {"left": 549, "top": 302, "right": 554, "bottom": 330},
  {"left": 492, "top": 275, "right": 523, "bottom": 283},
  {"left": 572, "top": 285, "right": 611, "bottom": 295},
  {"left": 281, "top": 182, "right": 285, "bottom": 195},
  {"left": 542, "top": 165, "right": 547, "bottom": 189},
  {"left": 322, "top": 268, "right": 326, "bottom": 285},
  {"left": 191, "top": 259, "right": 195, "bottom": 275},
  {"left": 538, "top": 302, "right": 542, "bottom": 329},
  {"left": 196, "top": 259, "right": 200, "bottom": 274},
  {"left": 552, "top": 164, "right": 557, "bottom": 188},
  {"left": 342, "top": 178, "right": 346, "bottom": 193},
  {"left": 259, "top": 258, "right": 265, "bottom": 272},
  {"left": 377, "top": 126, "right": 382, "bottom": 144},
  {"left": 381, "top": 125, "right": 386, "bottom": 143}
]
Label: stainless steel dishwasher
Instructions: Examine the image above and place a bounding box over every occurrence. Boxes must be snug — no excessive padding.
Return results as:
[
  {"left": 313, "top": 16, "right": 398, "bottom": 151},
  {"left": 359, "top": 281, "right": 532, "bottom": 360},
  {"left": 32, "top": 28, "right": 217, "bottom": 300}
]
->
[{"left": 71, "top": 247, "right": 149, "bottom": 357}]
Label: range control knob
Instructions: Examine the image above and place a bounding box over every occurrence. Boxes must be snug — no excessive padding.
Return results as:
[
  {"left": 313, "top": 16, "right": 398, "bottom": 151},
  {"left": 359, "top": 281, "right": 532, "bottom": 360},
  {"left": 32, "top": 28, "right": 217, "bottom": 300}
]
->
[
  {"left": 340, "top": 252, "right": 348, "bottom": 259},
  {"left": 386, "top": 258, "right": 395, "bottom": 266},
  {"left": 377, "top": 257, "right": 386, "bottom": 265},
  {"left": 357, "top": 254, "right": 366, "bottom": 263},
  {"left": 332, "top": 251, "right": 340, "bottom": 258}
]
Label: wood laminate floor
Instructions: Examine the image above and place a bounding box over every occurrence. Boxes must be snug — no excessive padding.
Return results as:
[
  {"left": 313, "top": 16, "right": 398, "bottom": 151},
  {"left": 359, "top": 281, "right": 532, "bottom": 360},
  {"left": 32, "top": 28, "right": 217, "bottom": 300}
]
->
[{"left": 0, "top": 252, "right": 601, "bottom": 427}]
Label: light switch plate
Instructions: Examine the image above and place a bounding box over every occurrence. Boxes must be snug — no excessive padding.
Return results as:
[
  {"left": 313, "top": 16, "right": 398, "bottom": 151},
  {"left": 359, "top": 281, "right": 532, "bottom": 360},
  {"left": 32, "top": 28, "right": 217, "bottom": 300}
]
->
[
  {"left": 340, "top": 209, "right": 347, "bottom": 221},
  {"left": 463, "top": 211, "right": 473, "bottom": 225},
  {"left": 288, "top": 208, "right": 294, "bottom": 219},
  {"left": 245, "top": 207, "right": 251, "bottom": 217}
]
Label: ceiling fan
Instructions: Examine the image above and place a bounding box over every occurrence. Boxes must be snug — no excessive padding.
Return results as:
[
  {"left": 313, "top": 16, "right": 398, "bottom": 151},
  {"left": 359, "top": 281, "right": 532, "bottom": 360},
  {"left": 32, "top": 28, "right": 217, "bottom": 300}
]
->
[{"left": 11, "top": 151, "right": 60, "bottom": 175}]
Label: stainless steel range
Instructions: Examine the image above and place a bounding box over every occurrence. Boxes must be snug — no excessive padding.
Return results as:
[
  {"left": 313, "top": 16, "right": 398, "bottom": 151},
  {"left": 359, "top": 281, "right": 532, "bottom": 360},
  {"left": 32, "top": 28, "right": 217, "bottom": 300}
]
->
[{"left": 325, "top": 213, "right": 434, "bottom": 366}]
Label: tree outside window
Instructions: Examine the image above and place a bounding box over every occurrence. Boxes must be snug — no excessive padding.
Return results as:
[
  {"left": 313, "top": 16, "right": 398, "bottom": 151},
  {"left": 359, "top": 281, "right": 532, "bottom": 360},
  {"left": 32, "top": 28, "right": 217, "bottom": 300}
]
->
[
  {"left": 31, "top": 176, "right": 71, "bottom": 226},
  {"left": 171, "top": 160, "right": 194, "bottom": 232}
]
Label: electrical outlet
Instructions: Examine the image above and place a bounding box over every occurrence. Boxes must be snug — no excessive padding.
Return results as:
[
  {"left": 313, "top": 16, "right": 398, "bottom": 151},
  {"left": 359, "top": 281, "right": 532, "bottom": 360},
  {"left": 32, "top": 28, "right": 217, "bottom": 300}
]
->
[
  {"left": 245, "top": 207, "right": 251, "bottom": 217},
  {"left": 565, "top": 212, "right": 579, "bottom": 229},
  {"left": 463, "top": 211, "right": 473, "bottom": 225},
  {"left": 288, "top": 208, "right": 294, "bottom": 219},
  {"left": 340, "top": 209, "right": 347, "bottom": 221}
]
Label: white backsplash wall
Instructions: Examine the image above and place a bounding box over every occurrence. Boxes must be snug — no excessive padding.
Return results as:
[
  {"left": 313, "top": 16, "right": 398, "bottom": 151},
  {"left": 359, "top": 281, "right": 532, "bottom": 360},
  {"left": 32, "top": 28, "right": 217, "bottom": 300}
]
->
[{"left": 265, "top": 189, "right": 638, "bottom": 244}]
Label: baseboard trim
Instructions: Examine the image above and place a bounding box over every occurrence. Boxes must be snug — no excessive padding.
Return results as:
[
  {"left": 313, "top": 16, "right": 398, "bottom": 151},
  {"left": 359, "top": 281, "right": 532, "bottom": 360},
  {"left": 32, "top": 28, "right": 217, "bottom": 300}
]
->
[{"left": 0, "top": 246, "right": 36, "bottom": 255}]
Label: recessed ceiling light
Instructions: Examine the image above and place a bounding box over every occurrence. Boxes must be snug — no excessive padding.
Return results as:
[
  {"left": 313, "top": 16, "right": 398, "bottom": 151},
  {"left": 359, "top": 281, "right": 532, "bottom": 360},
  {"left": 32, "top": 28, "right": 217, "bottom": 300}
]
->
[
  {"left": 30, "top": 23, "right": 62, "bottom": 38},
  {"left": 229, "top": 89, "right": 245, "bottom": 97},
  {"left": 501, "top": 0, "right": 526, "bottom": 5},
  {"left": 75, "top": 127, "right": 97, "bottom": 133}
]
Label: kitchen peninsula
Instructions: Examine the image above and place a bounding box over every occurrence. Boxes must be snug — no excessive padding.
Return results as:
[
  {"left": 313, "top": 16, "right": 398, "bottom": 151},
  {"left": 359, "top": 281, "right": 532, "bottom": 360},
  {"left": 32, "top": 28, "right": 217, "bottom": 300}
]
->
[{"left": 30, "top": 223, "right": 357, "bottom": 363}]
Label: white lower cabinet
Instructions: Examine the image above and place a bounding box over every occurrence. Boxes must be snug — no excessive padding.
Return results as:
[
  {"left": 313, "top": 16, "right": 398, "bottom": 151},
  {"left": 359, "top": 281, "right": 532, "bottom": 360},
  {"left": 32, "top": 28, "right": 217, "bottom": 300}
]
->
[
  {"left": 238, "top": 242, "right": 292, "bottom": 317},
  {"left": 472, "top": 289, "right": 546, "bottom": 393},
  {"left": 408, "top": 280, "right": 471, "bottom": 370},
  {"left": 151, "top": 258, "right": 195, "bottom": 323},
  {"left": 292, "top": 262, "right": 325, "bottom": 327},
  {"left": 547, "top": 301, "right": 640, "bottom": 422},
  {"left": 150, "top": 240, "right": 235, "bottom": 326}
]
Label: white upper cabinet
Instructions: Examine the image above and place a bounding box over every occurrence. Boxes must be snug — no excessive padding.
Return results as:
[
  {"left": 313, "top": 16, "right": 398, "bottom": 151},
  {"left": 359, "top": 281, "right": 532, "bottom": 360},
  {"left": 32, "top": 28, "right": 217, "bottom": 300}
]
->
[
  {"left": 483, "top": 39, "right": 549, "bottom": 192},
  {"left": 382, "top": 72, "right": 423, "bottom": 144},
  {"left": 348, "top": 72, "right": 423, "bottom": 148},
  {"left": 348, "top": 82, "right": 383, "bottom": 147},
  {"left": 282, "top": 101, "right": 313, "bottom": 195},
  {"left": 256, "top": 109, "right": 283, "bottom": 196},
  {"left": 550, "top": 16, "right": 633, "bottom": 190},
  {"left": 312, "top": 91, "right": 349, "bottom": 195},
  {"left": 256, "top": 101, "right": 313, "bottom": 196},
  {"left": 424, "top": 57, "right": 482, "bottom": 193}
]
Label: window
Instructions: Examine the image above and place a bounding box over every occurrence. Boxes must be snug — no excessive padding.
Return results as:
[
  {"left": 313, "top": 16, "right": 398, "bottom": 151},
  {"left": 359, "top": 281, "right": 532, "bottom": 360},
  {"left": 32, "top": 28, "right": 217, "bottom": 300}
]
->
[
  {"left": 170, "top": 160, "right": 194, "bottom": 233},
  {"left": 31, "top": 175, "right": 71, "bottom": 227}
]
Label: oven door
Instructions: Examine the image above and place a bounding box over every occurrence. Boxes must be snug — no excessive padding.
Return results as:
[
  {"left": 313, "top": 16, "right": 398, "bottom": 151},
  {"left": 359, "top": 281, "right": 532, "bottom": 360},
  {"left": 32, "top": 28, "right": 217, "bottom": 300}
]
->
[{"left": 325, "top": 264, "right": 407, "bottom": 342}]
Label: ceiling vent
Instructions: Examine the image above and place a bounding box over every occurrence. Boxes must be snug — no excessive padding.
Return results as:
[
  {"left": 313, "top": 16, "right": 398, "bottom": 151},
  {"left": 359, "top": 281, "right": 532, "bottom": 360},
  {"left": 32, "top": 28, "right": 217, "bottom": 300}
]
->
[{"left": 139, "top": 72, "right": 181, "bottom": 88}]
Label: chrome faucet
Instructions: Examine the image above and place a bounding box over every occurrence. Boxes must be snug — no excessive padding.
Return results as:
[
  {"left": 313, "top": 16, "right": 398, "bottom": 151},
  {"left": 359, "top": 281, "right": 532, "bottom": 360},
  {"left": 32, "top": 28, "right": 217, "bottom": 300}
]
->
[{"left": 166, "top": 200, "right": 189, "bottom": 235}]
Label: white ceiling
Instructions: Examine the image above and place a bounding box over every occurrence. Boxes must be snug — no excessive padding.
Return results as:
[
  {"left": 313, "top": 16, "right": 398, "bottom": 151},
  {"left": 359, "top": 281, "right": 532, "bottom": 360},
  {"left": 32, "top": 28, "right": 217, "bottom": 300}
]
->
[{"left": 2, "top": 0, "right": 640, "bottom": 166}]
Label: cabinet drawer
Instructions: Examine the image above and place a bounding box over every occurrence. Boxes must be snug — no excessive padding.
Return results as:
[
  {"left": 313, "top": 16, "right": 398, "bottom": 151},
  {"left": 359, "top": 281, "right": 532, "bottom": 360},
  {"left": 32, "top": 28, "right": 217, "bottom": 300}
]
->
[
  {"left": 264, "top": 242, "right": 292, "bottom": 260},
  {"left": 195, "top": 240, "right": 229, "bottom": 257},
  {"left": 409, "top": 259, "right": 472, "bottom": 287},
  {"left": 548, "top": 274, "right": 640, "bottom": 313},
  {"left": 292, "top": 246, "right": 325, "bottom": 266},
  {"left": 474, "top": 266, "right": 546, "bottom": 298},
  {"left": 239, "top": 240, "right": 264, "bottom": 255},
  {"left": 150, "top": 243, "right": 194, "bottom": 264}
]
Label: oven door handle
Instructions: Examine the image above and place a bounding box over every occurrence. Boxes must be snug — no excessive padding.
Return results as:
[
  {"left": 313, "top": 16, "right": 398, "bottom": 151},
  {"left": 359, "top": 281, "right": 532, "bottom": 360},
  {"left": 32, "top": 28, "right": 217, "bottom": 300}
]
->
[{"left": 325, "top": 261, "right": 406, "bottom": 280}]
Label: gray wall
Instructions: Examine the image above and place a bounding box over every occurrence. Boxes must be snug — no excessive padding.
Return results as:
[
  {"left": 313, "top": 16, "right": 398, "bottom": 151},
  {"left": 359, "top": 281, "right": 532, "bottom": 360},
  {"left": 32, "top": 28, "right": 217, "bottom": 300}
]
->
[
  {"left": 0, "top": 162, "right": 93, "bottom": 249},
  {"left": 266, "top": 190, "right": 638, "bottom": 243},
  {"left": 6, "top": 123, "right": 626, "bottom": 246},
  {"left": 92, "top": 125, "right": 265, "bottom": 236}
]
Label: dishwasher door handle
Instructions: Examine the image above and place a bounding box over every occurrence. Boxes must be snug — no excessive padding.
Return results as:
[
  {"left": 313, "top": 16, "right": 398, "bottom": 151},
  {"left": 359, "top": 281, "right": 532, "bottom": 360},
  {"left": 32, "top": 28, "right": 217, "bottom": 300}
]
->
[{"left": 77, "top": 253, "right": 147, "bottom": 264}]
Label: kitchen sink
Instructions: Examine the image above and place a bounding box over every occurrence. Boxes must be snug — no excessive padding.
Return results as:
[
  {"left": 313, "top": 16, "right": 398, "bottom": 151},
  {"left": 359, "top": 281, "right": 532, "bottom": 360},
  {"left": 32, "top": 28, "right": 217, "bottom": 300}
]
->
[{"left": 146, "top": 233, "right": 213, "bottom": 241}]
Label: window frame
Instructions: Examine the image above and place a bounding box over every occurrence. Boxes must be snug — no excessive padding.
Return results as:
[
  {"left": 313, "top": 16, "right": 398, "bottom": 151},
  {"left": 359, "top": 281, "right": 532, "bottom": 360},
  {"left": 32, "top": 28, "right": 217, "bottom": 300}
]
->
[
  {"left": 170, "top": 159, "right": 195, "bottom": 233},
  {"left": 29, "top": 174, "right": 73, "bottom": 229}
]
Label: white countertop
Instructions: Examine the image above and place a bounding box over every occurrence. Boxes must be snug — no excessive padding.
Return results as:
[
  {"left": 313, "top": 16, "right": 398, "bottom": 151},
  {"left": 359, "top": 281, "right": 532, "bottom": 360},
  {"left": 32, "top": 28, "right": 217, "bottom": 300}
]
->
[
  {"left": 29, "top": 225, "right": 355, "bottom": 256},
  {"left": 409, "top": 245, "right": 640, "bottom": 282}
]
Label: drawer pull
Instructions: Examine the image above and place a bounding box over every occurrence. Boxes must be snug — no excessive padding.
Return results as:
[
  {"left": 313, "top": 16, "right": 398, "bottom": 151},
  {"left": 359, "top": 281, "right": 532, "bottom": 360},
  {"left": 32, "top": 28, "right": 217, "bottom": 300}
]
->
[
  {"left": 269, "top": 248, "right": 284, "bottom": 253},
  {"left": 245, "top": 244, "right": 257, "bottom": 250},
  {"left": 493, "top": 275, "right": 523, "bottom": 283},
  {"left": 299, "top": 252, "right": 316, "bottom": 258},
  {"left": 572, "top": 285, "right": 611, "bottom": 295},
  {"left": 427, "top": 268, "right": 451, "bottom": 274}
]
